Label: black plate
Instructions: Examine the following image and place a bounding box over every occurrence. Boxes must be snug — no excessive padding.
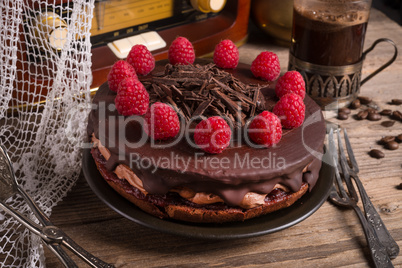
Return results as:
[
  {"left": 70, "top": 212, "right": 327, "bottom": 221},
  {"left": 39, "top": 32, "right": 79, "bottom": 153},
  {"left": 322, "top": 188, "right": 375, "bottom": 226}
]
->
[{"left": 82, "top": 148, "right": 334, "bottom": 240}]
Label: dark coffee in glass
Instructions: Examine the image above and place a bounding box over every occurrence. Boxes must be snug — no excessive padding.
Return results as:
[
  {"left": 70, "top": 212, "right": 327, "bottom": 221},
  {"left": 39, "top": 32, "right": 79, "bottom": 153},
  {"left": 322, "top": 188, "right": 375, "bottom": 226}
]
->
[
  {"left": 291, "top": 6, "right": 368, "bottom": 66},
  {"left": 288, "top": 0, "right": 373, "bottom": 108}
]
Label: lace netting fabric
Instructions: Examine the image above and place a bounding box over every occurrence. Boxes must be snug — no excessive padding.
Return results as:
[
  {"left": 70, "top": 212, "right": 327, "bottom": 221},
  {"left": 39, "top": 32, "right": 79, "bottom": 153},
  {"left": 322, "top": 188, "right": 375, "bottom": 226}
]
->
[{"left": 0, "top": 0, "right": 94, "bottom": 267}]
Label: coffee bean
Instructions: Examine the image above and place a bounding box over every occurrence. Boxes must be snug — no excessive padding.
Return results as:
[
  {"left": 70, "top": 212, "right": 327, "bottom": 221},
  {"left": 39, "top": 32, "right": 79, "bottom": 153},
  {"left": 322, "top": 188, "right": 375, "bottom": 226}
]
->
[
  {"left": 391, "top": 110, "right": 402, "bottom": 121},
  {"left": 338, "top": 107, "right": 351, "bottom": 114},
  {"left": 391, "top": 99, "right": 402, "bottom": 105},
  {"left": 385, "top": 141, "right": 399, "bottom": 150},
  {"left": 380, "top": 109, "right": 392, "bottom": 116},
  {"left": 358, "top": 96, "right": 372, "bottom": 104},
  {"left": 379, "top": 136, "right": 395, "bottom": 145},
  {"left": 381, "top": 120, "right": 395, "bottom": 127},
  {"left": 367, "top": 112, "right": 382, "bottom": 121},
  {"left": 356, "top": 110, "right": 368, "bottom": 120},
  {"left": 369, "top": 149, "right": 385, "bottom": 159},
  {"left": 366, "top": 107, "right": 377, "bottom": 114},
  {"left": 396, "top": 134, "right": 402, "bottom": 143},
  {"left": 350, "top": 99, "right": 361, "bottom": 109},
  {"left": 367, "top": 103, "right": 379, "bottom": 110},
  {"left": 397, "top": 183, "right": 402, "bottom": 190},
  {"left": 337, "top": 112, "right": 349, "bottom": 120}
]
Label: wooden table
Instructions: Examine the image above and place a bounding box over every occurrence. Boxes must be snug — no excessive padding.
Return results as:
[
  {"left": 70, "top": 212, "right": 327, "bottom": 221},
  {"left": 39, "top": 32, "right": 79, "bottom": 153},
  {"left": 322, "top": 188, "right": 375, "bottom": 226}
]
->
[{"left": 45, "top": 8, "right": 402, "bottom": 267}]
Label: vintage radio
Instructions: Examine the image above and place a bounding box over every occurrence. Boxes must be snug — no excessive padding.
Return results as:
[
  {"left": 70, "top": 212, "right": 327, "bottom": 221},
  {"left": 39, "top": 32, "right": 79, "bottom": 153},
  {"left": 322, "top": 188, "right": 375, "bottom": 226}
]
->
[
  {"left": 14, "top": 0, "right": 251, "bottom": 106},
  {"left": 90, "top": 0, "right": 251, "bottom": 88}
]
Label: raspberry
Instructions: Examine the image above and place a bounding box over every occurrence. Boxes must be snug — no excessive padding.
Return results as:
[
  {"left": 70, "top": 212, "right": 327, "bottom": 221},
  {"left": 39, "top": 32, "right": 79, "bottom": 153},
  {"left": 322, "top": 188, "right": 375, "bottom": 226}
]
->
[
  {"left": 115, "top": 77, "right": 149, "bottom": 116},
  {"left": 126, "top": 44, "right": 155, "bottom": 75},
  {"left": 168, "top": 36, "right": 195, "bottom": 65},
  {"left": 107, "top": 60, "right": 137, "bottom": 92},
  {"left": 275, "top": 71, "right": 306, "bottom": 99},
  {"left": 273, "top": 93, "right": 305, "bottom": 129},
  {"left": 213, "top": 39, "right": 239, "bottom": 69},
  {"left": 248, "top": 111, "right": 282, "bottom": 147},
  {"left": 250, "top": 51, "right": 280, "bottom": 81},
  {"left": 193, "top": 116, "right": 231, "bottom": 154},
  {"left": 144, "top": 102, "right": 180, "bottom": 140}
]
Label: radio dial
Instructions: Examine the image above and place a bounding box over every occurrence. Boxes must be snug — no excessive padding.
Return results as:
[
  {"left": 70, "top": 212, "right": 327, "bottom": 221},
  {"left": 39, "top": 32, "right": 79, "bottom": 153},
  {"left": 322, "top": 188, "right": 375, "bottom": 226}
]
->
[{"left": 190, "top": 0, "right": 226, "bottom": 13}]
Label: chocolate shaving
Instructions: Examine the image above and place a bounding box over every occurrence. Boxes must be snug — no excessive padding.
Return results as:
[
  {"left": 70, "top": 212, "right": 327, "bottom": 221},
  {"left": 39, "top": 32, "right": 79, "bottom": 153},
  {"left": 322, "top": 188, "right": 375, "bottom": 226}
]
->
[
  {"left": 250, "top": 88, "right": 260, "bottom": 118},
  {"left": 159, "top": 84, "right": 172, "bottom": 98},
  {"left": 170, "top": 85, "right": 183, "bottom": 99},
  {"left": 151, "top": 84, "right": 166, "bottom": 98},
  {"left": 210, "top": 89, "right": 240, "bottom": 114},
  {"left": 192, "top": 99, "right": 214, "bottom": 118},
  {"left": 140, "top": 63, "right": 264, "bottom": 128}
]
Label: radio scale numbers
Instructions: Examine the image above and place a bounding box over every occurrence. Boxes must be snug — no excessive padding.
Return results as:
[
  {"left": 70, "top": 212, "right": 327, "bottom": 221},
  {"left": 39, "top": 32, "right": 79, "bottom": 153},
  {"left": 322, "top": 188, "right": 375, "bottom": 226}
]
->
[
  {"left": 94, "top": 0, "right": 227, "bottom": 59},
  {"left": 92, "top": 0, "right": 174, "bottom": 36}
]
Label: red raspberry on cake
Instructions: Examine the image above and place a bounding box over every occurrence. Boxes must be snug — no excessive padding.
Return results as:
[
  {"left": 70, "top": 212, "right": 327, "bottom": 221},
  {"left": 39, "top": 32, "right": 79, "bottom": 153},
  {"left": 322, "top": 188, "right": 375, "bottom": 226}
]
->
[
  {"left": 107, "top": 60, "right": 138, "bottom": 92},
  {"left": 168, "top": 36, "right": 195, "bottom": 65},
  {"left": 275, "top": 71, "right": 306, "bottom": 99},
  {"left": 248, "top": 111, "right": 282, "bottom": 147},
  {"left": 115, "top": 77, "right": 149, "bottom": 116},
  {"left": 126, "top": 44, "right": 155, "bottom": 76},
  {"left": 273, "top": 93, "right": 305, "bottom": 129},
  {"left": 250, "top": 51, "right": 280, "bottom": 81},
  {"left": 194, "top": 116, "right": 231, "bottom": 154},
  {"left": 144, "top": 102, "right": 180, "bottom": 140},
  {"left": 213, "top": 39, "right": 239, "bottom": 69}
]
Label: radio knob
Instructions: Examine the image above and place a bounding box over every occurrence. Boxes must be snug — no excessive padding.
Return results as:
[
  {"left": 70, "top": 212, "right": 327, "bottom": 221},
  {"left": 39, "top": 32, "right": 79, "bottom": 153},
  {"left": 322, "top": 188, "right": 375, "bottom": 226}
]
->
[
  {"left": 33, "top": 12, "right": 68, "bottom": 51},
  {"left": 190, "top": 0, "right": 226, "bottom": 13}
]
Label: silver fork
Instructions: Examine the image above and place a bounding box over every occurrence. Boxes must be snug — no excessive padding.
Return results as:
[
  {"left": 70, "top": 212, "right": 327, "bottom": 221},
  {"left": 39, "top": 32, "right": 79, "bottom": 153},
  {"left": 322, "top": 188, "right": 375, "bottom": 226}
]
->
[
  {"left": 0, "top": 146, "right": 78, "bottom": 268},
  {"left": 328, "top": 129, "right": 394, "bottom": 268},
  {"left": 0, "top": 145, "right": 115, "bottom": 268},
  {"left": 340, "top": 129, "right": 399, "bottom": 259}
]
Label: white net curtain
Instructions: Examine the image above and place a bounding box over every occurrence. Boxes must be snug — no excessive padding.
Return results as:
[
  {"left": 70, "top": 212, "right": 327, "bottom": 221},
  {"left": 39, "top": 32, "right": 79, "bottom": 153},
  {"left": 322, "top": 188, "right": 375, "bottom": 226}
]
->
[{"left": 0, "top": 0, "right": 94, "bottom": 267}]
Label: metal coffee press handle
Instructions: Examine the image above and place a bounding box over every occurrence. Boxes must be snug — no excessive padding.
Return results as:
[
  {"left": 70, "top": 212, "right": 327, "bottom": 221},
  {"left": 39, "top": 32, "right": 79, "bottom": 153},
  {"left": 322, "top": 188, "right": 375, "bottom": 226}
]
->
[{"left": 361, "top": 38, "right": 398, "bottom": 85}]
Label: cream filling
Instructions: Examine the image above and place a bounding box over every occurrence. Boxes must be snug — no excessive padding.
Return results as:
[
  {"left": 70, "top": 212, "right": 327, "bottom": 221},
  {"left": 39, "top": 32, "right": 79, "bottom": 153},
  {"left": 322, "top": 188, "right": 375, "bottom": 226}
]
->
[{"left": 91, "top": 134, "right": 295, "bottom": 209}]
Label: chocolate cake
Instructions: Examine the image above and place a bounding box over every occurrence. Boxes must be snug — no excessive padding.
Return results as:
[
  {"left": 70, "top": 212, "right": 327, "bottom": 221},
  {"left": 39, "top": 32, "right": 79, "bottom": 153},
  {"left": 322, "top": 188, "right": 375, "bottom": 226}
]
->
[{"left": 86, "top": 59, "right": 326, "bottom": 223}]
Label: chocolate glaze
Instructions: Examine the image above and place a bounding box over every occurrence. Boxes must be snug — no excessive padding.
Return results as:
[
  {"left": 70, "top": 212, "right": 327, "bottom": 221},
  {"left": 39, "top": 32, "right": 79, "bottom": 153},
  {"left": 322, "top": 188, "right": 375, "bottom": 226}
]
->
[
  {"left": 87, "top": 59, "right": 326, "bottom": 207},
  {"left": 91, "top": 147, "right": 307, "bottom": 211}
]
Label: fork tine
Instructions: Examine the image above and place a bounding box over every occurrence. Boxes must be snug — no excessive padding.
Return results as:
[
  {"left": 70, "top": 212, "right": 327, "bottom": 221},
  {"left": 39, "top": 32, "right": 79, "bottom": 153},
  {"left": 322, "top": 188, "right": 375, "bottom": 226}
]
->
[
  {"left": 336, "top": 130, "right": 349, "bottom": 175},
  {"left": 334, "top": 160, "right": 349, "bottom": 199},
  {"left": 328, "top": 129, "right": 348, "bottom": 199},
  {"left": 329, "top": 128, "right": 397, "bottom": 266},
  {"left": 337, "top": 129, "right": 359, "bottom": 200},
  {"left": 343, "top": 129, "right": 360, "bottom": 173},
  {"left": 336, "top": 130, "right": 349, "bottom": 178},
  {"left": 328, "top": 128, "right": 337, "bottom": 163}
]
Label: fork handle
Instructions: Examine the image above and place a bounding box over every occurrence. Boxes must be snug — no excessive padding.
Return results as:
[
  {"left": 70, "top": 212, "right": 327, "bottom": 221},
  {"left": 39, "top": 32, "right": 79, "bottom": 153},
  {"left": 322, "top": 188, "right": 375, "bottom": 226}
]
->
[
  {"left": 353, "top": 176, "right": 400, "bottom": 259},
  {"left": 43, "top": 226, "right": 115, "bottom": 268},
  {"left": 351, "top": 203, "right": 394, "bottom": 268},
  {"left": 0, "top": 202, "right": 78, "bottom": 267},
  {"left": 16, "top": 187, "right": 78, "bottom": 267},
  {"left": 44, "top": 243, "right": 78, "bottom": 268}
]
